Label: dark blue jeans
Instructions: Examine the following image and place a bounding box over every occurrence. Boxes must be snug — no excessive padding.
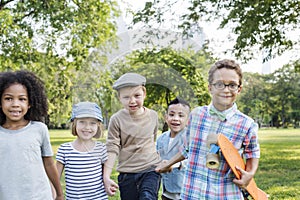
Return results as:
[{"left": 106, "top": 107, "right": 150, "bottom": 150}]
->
[{"left": 118, "top": 171, "right": 161, "bottom": 200}]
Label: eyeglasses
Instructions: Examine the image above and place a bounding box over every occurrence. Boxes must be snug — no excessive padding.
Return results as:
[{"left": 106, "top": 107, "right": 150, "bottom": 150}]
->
[{"left": 212, "top": 81, "right": 240, "bottom": 91}]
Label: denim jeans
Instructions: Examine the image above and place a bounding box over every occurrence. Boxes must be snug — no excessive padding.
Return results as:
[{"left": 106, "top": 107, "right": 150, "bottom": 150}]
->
[{"left": 118, "top": 171, "right": 161, "bottom": 200}]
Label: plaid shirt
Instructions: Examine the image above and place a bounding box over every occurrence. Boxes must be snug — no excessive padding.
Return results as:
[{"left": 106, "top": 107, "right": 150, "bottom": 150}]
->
[{"left": 181, "top": 103, "right": 260, "bottom": 200}]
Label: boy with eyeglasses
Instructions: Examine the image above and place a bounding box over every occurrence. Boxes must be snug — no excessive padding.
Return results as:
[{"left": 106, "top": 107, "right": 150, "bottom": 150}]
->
[{"left": 156, "top": 59, "right": 261, "bottom": 199}]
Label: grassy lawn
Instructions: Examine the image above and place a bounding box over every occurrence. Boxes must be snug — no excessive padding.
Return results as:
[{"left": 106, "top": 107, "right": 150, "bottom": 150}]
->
[
  {"left": 50, "top": 128, "right": 300, "bottom": 200},
  {"left": 256, "top": 128, "right": 300, "bottom": 200}
]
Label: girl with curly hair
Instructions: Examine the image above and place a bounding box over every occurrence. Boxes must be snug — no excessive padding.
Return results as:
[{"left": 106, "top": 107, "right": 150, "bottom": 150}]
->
[{"left": 0, "top": 70, "right": 63, "bottom": 200}]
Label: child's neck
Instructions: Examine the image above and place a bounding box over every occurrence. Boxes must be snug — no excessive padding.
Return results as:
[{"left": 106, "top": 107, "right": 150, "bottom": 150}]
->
[
  {"left": 72, "top": 139, "right": 95, "bottom": 152},
  {"left": 2, "top": 120, "right": 30, "bottom": 130},
  {"left": 213, "top": 103, "right": 234, "bottom": 112},
  {"left": 170, "top": 131, "right": 179, "bottom": 138},
  {"left": 129, "top": 106, "right": 145, "bottom": 116}
]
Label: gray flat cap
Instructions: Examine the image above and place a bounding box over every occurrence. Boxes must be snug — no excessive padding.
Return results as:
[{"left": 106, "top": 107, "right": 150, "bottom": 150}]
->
[{"left": 113, "top": 73, "right": 146, "bottom": 90}]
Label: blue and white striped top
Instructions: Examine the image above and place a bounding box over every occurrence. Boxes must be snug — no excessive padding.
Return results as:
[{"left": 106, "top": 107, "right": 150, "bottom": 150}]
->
[{"left": 56, "top": 141, "right": 108, "bottom": 200}]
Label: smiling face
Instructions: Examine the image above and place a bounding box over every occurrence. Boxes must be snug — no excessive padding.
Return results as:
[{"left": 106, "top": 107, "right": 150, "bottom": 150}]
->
[
  {"left": 74, "top": 117, "right": 99, "bottom": 141},
  {"left": 208, "top": 68, "right": 242, "bottom": 111},
  {"left": 118, "top": 86, "right": 146, "bottom": 115},
  {"left": 1, "top": 83, "right": 30, "bottom": 127},
  {"left": 165, "top": 103, "right": 190, "bottom": 137}
]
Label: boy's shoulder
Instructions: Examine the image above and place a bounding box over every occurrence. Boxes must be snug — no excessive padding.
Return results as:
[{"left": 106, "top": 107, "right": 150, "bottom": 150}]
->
[
  {"left": 190, "top": 105, "right": 208, "bottom": 114},
  {"left": 109, "top": 109, "right": 127, "bottom": 121},
  {"left": 156, "top": 132, "right": 169, "bottom": 146},
  {"left": 145, "top": 107, "right": 158, "bottom": 116},
  {"left": 190, "top": 105, "right": 255, "bottom": 123},
  {"left": 235, "top": 110, "right": 256, "bottom": 124},
  {"left": 230, "top": 105, "right": 255, "bottom": 122},
  {"left": 157, "top": 130, "right": 170, "bottom": 141}
]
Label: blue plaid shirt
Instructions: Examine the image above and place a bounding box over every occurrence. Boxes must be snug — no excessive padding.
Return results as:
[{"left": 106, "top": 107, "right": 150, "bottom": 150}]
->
[{"left": 181, "top": 103, "right": 260, "bottom": 199}]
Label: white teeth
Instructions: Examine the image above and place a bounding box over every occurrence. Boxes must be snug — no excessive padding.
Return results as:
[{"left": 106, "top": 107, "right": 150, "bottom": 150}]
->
[
  {"left": 10, "top": 111, "right": 20, "bottom": 114},
  {"left": 10, "top": 111, "right": 21, "bottom": 117}
]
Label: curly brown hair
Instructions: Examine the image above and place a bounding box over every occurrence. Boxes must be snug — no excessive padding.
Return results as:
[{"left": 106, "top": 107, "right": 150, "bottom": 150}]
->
[{"left": 0, "top": 70, "right": 48, "bottom": 125}]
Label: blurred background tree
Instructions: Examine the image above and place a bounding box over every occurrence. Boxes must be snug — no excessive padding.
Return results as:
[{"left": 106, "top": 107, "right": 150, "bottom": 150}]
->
[
  {"left": 1, "top": 0, "right": 299, "bottom": 128},
  {"left": 0, "top": 0, "right": 119, "bottom": 127}
]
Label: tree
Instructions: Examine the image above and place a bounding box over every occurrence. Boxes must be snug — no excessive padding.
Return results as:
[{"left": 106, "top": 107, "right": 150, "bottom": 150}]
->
[
  {"left": 103, "top": 47, "right": 213, "bottom": 129},
  {"left": 238, "top": 63, "right": 300, "bottom": 128},
  {"left": 271, "top": 64, "right": 300, "bottom": 127},
  {"left": 0, "top": 0, "right": 119, "bottom": 127},
  {"left": 132, "top": 0, "right": 300, "bottom": 63},
  {"left": 126, "top": 48, "right": 211, "bottom": 107},
  {"left": 237, "top": 72, "right": 273, "bottom": 127}
]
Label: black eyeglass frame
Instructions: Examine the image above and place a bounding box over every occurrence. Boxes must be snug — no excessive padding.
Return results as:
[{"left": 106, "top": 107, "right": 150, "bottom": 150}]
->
[{"left": 211, "top": 82, "right": 241, "bottom": 91}]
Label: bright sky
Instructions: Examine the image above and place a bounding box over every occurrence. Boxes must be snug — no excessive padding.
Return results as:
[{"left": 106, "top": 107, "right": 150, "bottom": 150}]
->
[{"left": 116, "top": 0, "right": 297, "bottom": 74}]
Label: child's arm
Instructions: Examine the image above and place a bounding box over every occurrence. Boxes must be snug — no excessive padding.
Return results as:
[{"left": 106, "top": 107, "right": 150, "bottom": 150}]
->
[
  {"left": 103, "top": 152, "right": 119, "bottom": 196},
  {"left": 155, "top": 151, "right": 185, "bottom": 173},
  {"left": 233, "top": 157, "right": 259, "bottom": 188},
  {"left": 56, "top": 161, "right": 64, "bottom": 180},
  {"left": 43, "top": 157, "right": 64, "bottom": 200}
]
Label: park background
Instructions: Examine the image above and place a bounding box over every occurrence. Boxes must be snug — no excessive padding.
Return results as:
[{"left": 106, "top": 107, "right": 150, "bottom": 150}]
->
[
  {"left": 50, "top": 128, "right": 300, "bottom": 200},
  {"left": 1, "top": 0, "right": 300, "bottom": 199}
]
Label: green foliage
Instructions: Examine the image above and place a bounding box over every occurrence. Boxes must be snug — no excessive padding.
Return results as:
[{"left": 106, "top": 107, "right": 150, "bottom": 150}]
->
[
  {"left": 132, "top": 0, "right": 300, "bottom": 63},
  {"left": 0, "top": 0, "right": 120, "bottom": 127},
  {"left": 127, "top": 48, "right": 211, "bottom": 107},
  {"left": 2, "top": 0, "right": 299, "bottom": 129},
  {"left": 103, "top": 47, "right": 213, "bottom": 127},
  {"left": 238, "top": 72, "right": 273, "bottom": 125},
  {"left": 237, "top": 62, "right": 300, "bottom": 128},
  {"left": 271, "top": 64, "right": 300, "bottom": 127}
]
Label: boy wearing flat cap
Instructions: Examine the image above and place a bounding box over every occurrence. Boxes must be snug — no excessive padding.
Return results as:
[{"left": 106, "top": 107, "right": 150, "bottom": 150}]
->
[{"left": 104, "top": 73, "right": 161, "bottom": 200}]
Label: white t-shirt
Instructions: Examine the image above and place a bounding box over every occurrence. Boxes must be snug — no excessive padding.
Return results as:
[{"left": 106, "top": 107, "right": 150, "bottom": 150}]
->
[{"left": 0, "top": 121, "right": 53, "bottom": 200}]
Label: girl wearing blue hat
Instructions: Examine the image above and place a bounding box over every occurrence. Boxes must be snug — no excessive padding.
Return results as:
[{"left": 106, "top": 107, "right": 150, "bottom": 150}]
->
[{"left": 56, "top": 102, "right": 108, "bottom": 199}]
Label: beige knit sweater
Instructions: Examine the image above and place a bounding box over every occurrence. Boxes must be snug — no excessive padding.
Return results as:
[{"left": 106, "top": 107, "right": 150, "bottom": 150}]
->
[{"left": 106, "top": 108, "right": 161, "bottom": 173}]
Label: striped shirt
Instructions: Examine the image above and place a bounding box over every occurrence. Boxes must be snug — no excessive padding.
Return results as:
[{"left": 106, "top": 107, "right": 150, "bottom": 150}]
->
[
  {"left": 181, "top": 103, "right": 260, "bottom": 199},
  {"left": 56, "top": 142, "right": 108, "bottom": 200}
]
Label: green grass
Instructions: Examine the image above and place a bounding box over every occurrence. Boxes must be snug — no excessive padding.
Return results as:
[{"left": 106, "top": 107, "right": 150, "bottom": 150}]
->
[
  {"left": 50, "top": 128, "right": 300, "bottom": 200},
  {"left": 256, "top": 128, "right": 300, "bottom": 199}
]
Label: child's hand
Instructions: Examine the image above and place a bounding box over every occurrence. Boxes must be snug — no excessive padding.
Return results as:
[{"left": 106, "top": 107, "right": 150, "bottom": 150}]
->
[
  {"left": 232, "top": 166, "right": 253, "bottom": 189},
  {"left": 155, "top": 160, "right": 173, "bottom": 173},
  {"left": 104, "top": 178, "right": 119, "bottom": 196}
]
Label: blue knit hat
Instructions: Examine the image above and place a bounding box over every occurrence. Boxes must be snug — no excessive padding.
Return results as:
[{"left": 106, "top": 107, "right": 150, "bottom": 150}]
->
[{"left": 70, "top": 102, "right": 103, "bottom": 122}]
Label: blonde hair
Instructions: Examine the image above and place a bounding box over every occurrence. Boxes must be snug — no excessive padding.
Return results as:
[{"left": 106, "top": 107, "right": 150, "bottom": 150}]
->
[
  {"left": 71, "top": 118, "right": 104, "bottom": 139},
  {"left": 117, "top": 85, "right": 146, "bottom": 96}
]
